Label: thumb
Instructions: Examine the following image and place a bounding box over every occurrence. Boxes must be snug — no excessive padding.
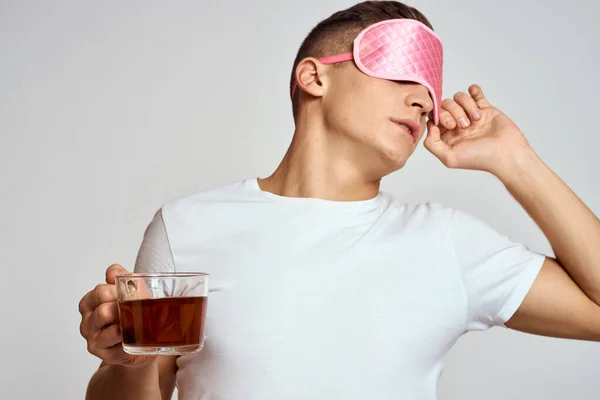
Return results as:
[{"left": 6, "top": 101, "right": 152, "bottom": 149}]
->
[
  {"left": 105, "top": 263, "right": 131, "bottom": 285},
  {"left": 424, "top": 120, "right": 456, "bottom": 168}
]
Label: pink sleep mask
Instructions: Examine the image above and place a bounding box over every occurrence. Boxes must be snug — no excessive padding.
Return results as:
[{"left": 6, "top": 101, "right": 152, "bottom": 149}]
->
[{"left": 292, "top": 18, "right": 444, "bottom": 124}]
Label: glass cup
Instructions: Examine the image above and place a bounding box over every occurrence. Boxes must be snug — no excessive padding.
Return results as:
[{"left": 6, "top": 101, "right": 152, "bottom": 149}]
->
[{"left": 115, "top": 272, "right": 209, "bottom": 355}]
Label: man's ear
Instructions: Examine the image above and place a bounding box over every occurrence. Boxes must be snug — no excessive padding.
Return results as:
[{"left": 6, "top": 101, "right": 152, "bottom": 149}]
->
[{"left": 294, "top": 57, "right": 328, "bottom": 98}]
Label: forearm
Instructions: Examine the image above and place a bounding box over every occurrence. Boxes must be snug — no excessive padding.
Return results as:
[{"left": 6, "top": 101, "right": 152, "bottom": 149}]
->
[
  {"left": 86, "top": 360, "right": 162, "bottom": 400},
  {"left": 498, "top": 147, "right": 600, "bottom": 304}
]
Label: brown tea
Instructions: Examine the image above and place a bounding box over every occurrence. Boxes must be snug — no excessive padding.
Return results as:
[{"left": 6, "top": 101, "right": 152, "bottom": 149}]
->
[{"left": 119, "top": 296, "right": 207, "bottom": 347}]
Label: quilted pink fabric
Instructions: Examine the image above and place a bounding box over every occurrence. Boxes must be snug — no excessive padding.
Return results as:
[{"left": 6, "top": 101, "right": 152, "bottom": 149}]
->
[{"left": 352, "top": 19, "right": 444, "bottom": 124}]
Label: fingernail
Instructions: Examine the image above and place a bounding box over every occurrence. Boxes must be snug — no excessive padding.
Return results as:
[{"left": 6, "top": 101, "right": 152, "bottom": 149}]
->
[
  {"left": 459, "top": 117, "right": 470, "bottom": 128},
  {"left": 472, "top": 110, "right": 481, "bottom": 120},
  {"left": 445, "top": 118, "right": 455, "bottom": 127}
]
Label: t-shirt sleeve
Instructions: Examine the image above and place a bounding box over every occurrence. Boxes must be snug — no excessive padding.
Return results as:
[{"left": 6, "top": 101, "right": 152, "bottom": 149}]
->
[
  {"left": 133, "top": 208, "right": 176, "bottom": 273},
  {"left": 447, "top": 207, "right": 546, "bottom": 331}
]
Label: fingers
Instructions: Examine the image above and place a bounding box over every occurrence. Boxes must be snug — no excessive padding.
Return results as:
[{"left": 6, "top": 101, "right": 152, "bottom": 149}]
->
[
  {"left": 90, "top": 333, "right": 155, "bottom": 367},
  {"left": 79, "top": 264, "right": 126, "bottom": 316},
  {"left": 95, "top": 323, "right": 123, "bottom": 349},
  {"left": 453, "top": 91, "right": 481, "bottom": 122},
  {"left": 79, "top": 300, "right": 119, "bottom": 339},
  {"left": 106, "top": 263, "right": 131, "bottom": 285},
  {"left": 78, "top": 274, "right": 120, "bottom": 342},
  {"left": 88, "top": 300, "right": 119, "bottom": 332},
  {"left": 469, "top": 84, "right": 490, "bottom": 108},
  {"left": 424, "top": 121, "right": 457, "bottom": 168},
  {"left": 89, "top": 342, "right": 129, "bottom": 365},
  {"left": 440, "top": 99, "right": 465, "bottom": 130},
  {"left": 80, "top": 299, "right": 125, "bottom": 363},
  {"left": 79, "top": 264, "right": 154, "bottom": 367},
  {"left": 439, "top": 84, "right": 487, "bottom": 132},
  {"left": 94, "top": 345, "right": 151, "bottom": 367},
  {"left": 440, "top": 120, "right": 472, "bottom": 147},
  {"left": 80, "top": 283, "right": 118, "bottom": 315}
]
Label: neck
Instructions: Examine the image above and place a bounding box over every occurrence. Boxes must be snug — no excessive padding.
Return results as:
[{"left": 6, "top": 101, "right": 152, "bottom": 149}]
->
[{"left": 258, "top": 120, "right": 381, "bottom": 202}]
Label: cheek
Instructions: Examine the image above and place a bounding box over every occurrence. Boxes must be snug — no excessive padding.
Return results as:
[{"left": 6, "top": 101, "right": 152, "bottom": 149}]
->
[
  {"left": 324, "top": 76, "right": 393, "bottom": 135},
  {"left": 323, "top": 92, "right": 371, "bottom": 131}
]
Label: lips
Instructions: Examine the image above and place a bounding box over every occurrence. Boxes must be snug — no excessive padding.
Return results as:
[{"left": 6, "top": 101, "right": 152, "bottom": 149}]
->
[{"left": 390, "top": 118, "right": 420, "bottom": 141}]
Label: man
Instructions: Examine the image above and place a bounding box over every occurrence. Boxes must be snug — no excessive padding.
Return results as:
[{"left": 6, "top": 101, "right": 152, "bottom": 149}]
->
[{"left": 78, "top": 1, "right": 600, "bottom": 399}]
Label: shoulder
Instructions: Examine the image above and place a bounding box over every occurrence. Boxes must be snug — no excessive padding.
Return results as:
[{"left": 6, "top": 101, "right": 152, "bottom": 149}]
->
[
  {"left": 166, "top": 178, "right": 251, "bottom": 208},
  {"left": 397, "top": 198, "right": 489, "bottom": 228},
  {"left": 159, "top": 177, "right": 255, "bottom": 218},
  {"left": 380, "top": 194, "right": 457, "bottom": 226},
  {"left": 379, "top": 194, "right": 495, "bottom": 240}
]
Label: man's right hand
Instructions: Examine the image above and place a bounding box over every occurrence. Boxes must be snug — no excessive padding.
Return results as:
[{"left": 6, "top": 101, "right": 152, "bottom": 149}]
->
[{"left": 79, "top": 264, "right": 155, "bottom": 367}]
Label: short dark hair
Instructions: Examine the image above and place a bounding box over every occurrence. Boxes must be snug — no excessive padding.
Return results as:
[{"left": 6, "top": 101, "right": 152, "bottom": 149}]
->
[{"left": 289, "top": 1, "right": 433, "bottom": 122}]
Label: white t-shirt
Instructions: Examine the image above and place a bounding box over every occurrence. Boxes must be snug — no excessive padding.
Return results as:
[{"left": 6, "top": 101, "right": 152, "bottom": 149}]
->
[{"left": 133, "top": 177, "right": 545, "bottom": 400}]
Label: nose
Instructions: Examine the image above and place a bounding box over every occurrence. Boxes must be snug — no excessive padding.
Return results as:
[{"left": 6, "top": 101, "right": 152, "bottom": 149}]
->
[{"left": 404, "top": 84, "right": 434, "bottom": 117}]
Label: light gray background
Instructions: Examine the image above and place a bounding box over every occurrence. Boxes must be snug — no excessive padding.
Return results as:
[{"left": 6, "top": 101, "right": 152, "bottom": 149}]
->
[{"left": 1, "top": 0, "right": 598, "bottom": 399}]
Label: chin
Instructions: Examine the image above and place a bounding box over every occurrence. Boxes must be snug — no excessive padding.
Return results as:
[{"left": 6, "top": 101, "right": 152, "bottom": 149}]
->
[
  {"left": 365, "top": 149, "right": 409, "bottom": 178},
  {"left": 385, "top": 155, "right": 409, "bottom": 172},
  {"left": 377, "top": 141, "right": 413, "bottom": 171},
  {"left": 348, "top": 130, "right": 414, "bottom": 176}
]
